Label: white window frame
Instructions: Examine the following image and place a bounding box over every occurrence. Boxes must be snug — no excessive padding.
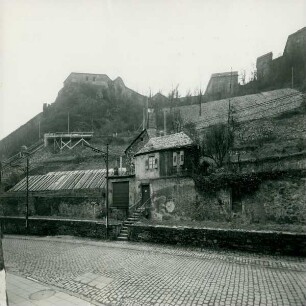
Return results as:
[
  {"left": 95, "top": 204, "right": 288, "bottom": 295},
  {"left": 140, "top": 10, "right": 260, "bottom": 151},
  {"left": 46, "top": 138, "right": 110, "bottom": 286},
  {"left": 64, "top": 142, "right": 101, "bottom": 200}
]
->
[{"left": 148, "top": 156, "right": 154, "bottom": 169}]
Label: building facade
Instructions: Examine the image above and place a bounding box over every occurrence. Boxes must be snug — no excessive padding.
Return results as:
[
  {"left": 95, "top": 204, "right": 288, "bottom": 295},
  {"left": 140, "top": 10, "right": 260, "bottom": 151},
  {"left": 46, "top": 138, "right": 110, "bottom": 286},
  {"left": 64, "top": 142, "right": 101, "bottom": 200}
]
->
[{"left": 205, "top": 71, "right": 239, "bottom": 100}]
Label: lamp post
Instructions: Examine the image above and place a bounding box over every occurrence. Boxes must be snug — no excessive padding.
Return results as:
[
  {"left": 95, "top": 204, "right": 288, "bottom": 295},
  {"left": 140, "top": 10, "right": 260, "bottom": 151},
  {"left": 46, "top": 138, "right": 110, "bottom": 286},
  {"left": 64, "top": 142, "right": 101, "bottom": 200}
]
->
[{"left": 21, "top": 146, "right": 29, "bottom": 231}]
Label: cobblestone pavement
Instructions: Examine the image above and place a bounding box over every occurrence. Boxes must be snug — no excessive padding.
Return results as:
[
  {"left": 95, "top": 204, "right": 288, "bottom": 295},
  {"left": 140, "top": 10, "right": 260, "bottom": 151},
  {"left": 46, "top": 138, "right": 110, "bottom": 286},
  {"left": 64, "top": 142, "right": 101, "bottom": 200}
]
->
[{"left": 2, "top": 235, "right": 306, "bottom": 306}]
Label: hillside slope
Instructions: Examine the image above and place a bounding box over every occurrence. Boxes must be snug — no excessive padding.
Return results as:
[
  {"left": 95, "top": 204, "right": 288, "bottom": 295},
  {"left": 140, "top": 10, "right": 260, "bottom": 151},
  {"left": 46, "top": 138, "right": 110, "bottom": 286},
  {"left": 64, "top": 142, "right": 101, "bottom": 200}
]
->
[{"left": 0, "top": 76, "right": 146, "bottom": 159}]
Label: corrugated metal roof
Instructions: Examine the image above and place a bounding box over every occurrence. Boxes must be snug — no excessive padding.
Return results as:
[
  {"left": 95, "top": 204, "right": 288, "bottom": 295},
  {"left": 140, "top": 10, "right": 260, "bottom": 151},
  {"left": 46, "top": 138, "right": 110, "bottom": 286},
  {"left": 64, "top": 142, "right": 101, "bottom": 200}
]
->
[
  {"left": 135, "top": 132, "right": 193, "bottom": 156},
  {"left": 9, "top": 169, "right": 107, "bottom": 192}
]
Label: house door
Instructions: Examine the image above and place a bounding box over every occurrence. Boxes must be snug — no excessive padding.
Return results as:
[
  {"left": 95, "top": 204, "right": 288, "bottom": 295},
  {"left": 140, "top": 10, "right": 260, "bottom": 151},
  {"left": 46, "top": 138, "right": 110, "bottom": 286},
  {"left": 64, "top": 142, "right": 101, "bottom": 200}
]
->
[
  {"left": 141, "top": 184, "right": 151, "bottom": 206},
  {"left": 113, "top": 182, "right": 129, "bottom": 209}
]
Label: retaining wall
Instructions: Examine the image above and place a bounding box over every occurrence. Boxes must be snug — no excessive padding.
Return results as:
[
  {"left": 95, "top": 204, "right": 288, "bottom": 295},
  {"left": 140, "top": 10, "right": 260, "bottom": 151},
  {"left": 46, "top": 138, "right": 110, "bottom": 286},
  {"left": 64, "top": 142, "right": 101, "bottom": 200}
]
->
[
  {"left": 0, "top": 217, "right": 121, "bottom": 240},
  {"left": 128, "top": 223, "right": 306, "bottom": 256}
]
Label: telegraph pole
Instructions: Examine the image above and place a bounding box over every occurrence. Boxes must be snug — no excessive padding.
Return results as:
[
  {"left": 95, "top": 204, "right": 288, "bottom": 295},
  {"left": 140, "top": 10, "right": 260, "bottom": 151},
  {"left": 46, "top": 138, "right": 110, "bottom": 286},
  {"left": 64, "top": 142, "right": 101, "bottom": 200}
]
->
[
  {"left": 83, "top": 142, "right": 110, "bottom": 239},
  {"left": 106, "top": 142, "right": 109, "bottom": 239},
  {"left": 21, "top": 146, "right": 30, "bottom": 231},
  {"left": 26, "top": 155, "right": 29, "bottom": 231}
]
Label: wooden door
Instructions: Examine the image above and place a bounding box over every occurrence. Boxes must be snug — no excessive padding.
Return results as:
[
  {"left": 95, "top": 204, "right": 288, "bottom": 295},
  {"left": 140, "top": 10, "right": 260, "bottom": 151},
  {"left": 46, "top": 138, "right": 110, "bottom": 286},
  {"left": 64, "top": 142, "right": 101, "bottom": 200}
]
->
[{"left": 141, "top": 184, "right": 150, "bottom": 206}]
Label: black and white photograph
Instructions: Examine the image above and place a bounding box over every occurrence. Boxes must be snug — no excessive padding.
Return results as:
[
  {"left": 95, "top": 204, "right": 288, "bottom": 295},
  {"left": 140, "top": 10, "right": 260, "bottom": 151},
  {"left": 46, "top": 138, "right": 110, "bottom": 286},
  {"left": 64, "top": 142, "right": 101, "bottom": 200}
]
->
[{"left": 0, "top": 0, "right": 306, "bottom": 305}]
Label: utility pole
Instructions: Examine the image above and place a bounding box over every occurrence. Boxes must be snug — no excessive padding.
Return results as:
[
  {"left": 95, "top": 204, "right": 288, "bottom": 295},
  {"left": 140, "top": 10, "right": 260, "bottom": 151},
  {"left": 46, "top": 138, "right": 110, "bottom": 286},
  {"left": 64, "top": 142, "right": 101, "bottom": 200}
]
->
[
  {"left": 106, "top": 142, "right": 109, "bottom": 239},
  {"left": 26, "top": 155, "right": 29, "bottom": 231},
  {"left": 21, "top": 145, "right": 30, "bottom": 232},
  {"left": 292, "top": 66, "right": 294, "bottom": 89},
  {"left": 68, "top": 112, "right": 70, "bottom": 133},
  {"left": 83, "top": 142, "right": 110, "bottom": 239}
]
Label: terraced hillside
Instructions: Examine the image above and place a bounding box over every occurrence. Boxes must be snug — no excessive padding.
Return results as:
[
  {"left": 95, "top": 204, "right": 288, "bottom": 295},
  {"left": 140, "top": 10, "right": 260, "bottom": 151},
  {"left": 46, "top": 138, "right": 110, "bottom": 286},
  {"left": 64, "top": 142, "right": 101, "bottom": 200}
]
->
[{"left": 172, "top": 88, "right": 304, "bottom": 129}]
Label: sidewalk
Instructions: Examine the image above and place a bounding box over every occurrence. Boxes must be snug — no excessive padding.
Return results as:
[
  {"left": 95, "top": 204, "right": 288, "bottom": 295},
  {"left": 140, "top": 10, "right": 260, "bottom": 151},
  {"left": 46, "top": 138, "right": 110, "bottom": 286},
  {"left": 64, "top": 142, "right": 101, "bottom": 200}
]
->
[{"left": 6, "top": 273, "right": 96, "bottom": 306}]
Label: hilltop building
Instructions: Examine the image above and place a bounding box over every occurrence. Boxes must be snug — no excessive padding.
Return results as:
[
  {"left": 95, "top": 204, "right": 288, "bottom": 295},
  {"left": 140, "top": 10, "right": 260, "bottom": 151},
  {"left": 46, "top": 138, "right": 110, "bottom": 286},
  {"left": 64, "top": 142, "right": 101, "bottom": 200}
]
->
[
  {"left": 205, "top": 71, "right": 239, "bottom": 100},
  {"left": 256, "top": 27, "right": 306, "bottom": 81},
  {"left": 63, "top": 73, "right": 111, "bottom": 87},
  {"left": 256, "top": 52, "right": 273, "bottom": 80}
]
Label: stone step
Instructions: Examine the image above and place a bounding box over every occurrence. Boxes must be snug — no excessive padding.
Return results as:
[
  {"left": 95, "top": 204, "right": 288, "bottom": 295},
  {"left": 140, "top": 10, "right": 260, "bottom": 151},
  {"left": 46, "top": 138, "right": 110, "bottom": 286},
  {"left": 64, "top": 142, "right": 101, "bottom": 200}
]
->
[
  {"left": 118, "top": 233, "right": 128, "bottom": 238},
  {"left": 124, "top": 220, "right": 134, "bottom": 225},
  {"left": 117, "top": 236, "right": 128, "bottom": 241}
]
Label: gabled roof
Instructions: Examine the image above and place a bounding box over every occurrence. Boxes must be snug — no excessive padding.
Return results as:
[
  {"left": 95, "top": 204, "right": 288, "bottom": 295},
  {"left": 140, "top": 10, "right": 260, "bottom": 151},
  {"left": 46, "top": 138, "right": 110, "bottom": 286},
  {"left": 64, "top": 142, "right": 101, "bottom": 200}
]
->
[
  {"left": 124, "top": 129, "right": 148, "bottom": 154},
  {"left": 135, "top": 132, "right": 194, "bottom": 156}
]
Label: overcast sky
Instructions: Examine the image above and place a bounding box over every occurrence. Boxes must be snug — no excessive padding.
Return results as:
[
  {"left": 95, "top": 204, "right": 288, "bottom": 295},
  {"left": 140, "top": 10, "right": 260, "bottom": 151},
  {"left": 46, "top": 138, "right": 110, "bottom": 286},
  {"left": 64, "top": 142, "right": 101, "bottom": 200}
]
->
[{"left": 0, "top": 0, "right": 305, "bottom": 140}]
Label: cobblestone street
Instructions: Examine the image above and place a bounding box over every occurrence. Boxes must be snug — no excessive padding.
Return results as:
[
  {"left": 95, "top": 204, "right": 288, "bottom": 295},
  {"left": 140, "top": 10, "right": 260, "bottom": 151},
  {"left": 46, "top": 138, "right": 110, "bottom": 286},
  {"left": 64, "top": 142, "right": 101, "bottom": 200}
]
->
[{"left": 2, "top": 236, "right": 306, "bottom": 306}]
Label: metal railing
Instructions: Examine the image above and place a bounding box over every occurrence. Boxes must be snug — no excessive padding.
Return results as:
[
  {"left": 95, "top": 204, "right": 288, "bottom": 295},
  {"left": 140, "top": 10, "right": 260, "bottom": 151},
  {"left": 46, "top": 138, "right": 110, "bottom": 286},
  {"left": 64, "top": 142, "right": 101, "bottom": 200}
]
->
[
  {"left": 44, "top": 132, "right": 93, "bottom": 137},
  {"left": 129, "top": 197, "right": 152, "bottom": 217}
]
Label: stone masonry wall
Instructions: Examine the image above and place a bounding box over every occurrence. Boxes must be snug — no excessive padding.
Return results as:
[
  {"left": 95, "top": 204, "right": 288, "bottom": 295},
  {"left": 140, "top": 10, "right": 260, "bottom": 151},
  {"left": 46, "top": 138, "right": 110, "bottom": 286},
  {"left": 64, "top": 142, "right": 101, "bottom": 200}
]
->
[
  {"left": 128, "top": 224, "right": 306, "bottom": 256},
  {"left": 0, "top": 217, "right": 121, "bottom": 240},
  {"left": 0, "top": 194, "right": 104, "bottom": 219}
]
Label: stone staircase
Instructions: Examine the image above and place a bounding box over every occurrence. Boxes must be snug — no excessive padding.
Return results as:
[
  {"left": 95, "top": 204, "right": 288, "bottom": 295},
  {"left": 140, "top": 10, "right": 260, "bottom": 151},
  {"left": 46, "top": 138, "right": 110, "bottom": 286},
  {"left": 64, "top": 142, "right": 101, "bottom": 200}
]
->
[{"left": 117, "top": 208, "right": 143, "bottom": 241}]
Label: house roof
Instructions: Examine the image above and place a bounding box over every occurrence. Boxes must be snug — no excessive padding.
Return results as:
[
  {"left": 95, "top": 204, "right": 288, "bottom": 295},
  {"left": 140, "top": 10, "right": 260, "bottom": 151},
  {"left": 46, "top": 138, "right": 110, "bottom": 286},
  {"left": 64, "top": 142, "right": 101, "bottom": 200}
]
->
[
  {"left": 135, "top": 132, "right": 194, "bottom": 156},
  {"left": 9, "top": 169, "right": 108, "bottom": 192},
  {"left": 124, "top": 129, "right": 148, "bottom": 154}
]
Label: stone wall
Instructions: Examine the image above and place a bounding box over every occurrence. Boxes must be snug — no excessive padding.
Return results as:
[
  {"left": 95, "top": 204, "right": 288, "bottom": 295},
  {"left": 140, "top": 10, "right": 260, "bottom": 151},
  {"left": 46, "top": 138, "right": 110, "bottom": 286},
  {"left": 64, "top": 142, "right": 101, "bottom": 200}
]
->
[
  {"left": 0, "top": 193, "right": 104, "bottom": 219},
  {"left": 241, "top": 177, "right": 306, "bottom": 224},
  {"left": 149, "top": 177, "right": 199, "bottom": 221},
  {"left": 146, "top": 174, "right": 306, "bottom": 226},
  {"left": 0, "top": 217, "right": 121, "bottom": 239},
  {"left": 128, "top": 223, "right": 306, "bottom": 256},
  {"left": 256, "top": 52, "right": 273, "bottom": 80}
]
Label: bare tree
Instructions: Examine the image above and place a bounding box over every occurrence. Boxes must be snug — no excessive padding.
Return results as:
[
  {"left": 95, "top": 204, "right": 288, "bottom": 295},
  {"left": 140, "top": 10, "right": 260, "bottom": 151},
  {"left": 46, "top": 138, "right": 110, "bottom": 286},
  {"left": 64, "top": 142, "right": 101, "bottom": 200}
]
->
[
  {"left": 202, "top": 103, "right": 237, "bottom": 168},
  {"left": 202, "top": 123, "right": 234, "bottom": 168}
]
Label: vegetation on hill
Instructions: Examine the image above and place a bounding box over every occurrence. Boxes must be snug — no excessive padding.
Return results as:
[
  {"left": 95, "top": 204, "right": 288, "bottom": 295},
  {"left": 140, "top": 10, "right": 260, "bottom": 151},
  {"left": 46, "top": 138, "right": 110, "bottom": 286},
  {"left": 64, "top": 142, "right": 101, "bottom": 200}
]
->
[
  {"left": 43, "top": 82, "right": 145, "bottom": 135},
  {"left": 0, "top": 82, "right": 146, "bottom": 159}
]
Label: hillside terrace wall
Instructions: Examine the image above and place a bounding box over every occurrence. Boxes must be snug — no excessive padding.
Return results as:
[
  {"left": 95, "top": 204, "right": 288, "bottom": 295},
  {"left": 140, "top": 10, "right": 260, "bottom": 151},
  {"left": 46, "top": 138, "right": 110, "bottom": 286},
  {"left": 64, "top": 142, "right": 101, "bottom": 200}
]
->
[{"left": 128, "top": 224, "right": 306, "bottom": 256}]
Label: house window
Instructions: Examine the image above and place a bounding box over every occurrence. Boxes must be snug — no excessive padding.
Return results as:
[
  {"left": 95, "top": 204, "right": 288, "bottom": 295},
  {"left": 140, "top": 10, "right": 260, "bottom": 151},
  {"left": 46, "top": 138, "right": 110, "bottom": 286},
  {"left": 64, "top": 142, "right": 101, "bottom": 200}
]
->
[
  {"left": 86, "top": 76, "right": 89, "bottom": 81},
  {"left": 173, "top": 151, "right": 184, "bottom": 166},
  {"left": 93, "top": 76, "right": 96, "bottom": 82},
  {"left": 149, "top": 156, "right": 154, "bottom": 169},
  {"left": 145, "top": 155, "right": 158, "bottom": 170},
  {"left": 180, "top": 150, "right": 184, "bottom": 165},
  {"left": 173, "top": 152, "right": 177, "bottom": 166}
]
